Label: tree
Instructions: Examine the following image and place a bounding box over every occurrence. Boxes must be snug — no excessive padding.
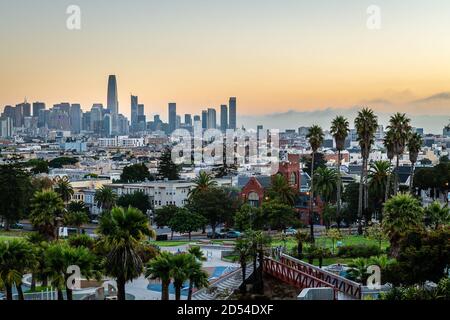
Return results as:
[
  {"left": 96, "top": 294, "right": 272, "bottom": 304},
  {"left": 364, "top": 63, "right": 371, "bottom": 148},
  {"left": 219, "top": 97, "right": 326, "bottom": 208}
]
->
[
  {"left": 383, "top": 193, "right": 424, "bottom": 258},
  {"left": 0, "top": 239, "right": 35, "bottom": 300},
  {"left": 0, "top": 165, "right": 33, "bottom": 230},
  {"left": 387, "top": 113, "right": 412, "bottom": 194},
  {"left": 188, "top": 171, "right": 218, "bottom": 198},
  {"left": 330, "top": 115, "right": 350, "bottom": 229},
  {"left": 187, "top": 187, "right": 235, "bottom": 239},
  {"left": 234, "top": 204, "right": 264, "bottom": 231},
  {"left": 170, "top": 253, "right": 191, "bottom": 300},
  {"left": 63, "top": 211, "right": 89, "bottom": 234},
  {"left": 294, "top": 230, "right": 309, "bottom": 259},
  {"left": 347, "top": 258, "right": 369, "bottom": 283},
  {"left": 368, "top": 160, "right": 392, "bottom": 220},
  {"left": 234, "top": 238, "right": 252, "bottom": 292},
  {"left": 154, "top": 205, "right": 179, "bottom": 239},
  {"left": 54, "top": 176, "right": 74, "bottom": 204},
  {"left": 313, "top": 167, "right": 338, "bottom": 203},
  {"left": 262, "top": 200, "right": 296, "bottom": 231},
  {"left": 48, "top": 157, "right": 78, "bottom": 168},
  {"left": 355, "top": 107, "right": 378, "bottom": 234},
  {"left": 384, "top": 130, "right": 396, "bottom": 202},
  {"left": 94, "top": 186, "right": 117, "bottom": 212},
  {"left": 306, "top": 125, "right": 324, "bottom": 242},
  {"left": 146, "top": 252, "right": 173, "bottom": 300},
  {"left": 67, "top": 201, "right": 90, "bottom": 216},
  {"left": 341, "top": 182, "right": 360, "bottom": 225},
  {"left": 29, "top": 190, "right": 65, "bottom": 241},
  {"left": 31, "top": 176, "right": 54, "bottom": 193},
  {"left": 186, "top": 255, "right": 209, "bottom": 300},
  {"left": 99, "top": 206, "right": 155, "bottom": 300},
  {"left": 45, "top": 242, "right": 95, "bottom": 300},
  {"left": 120, "top": 163, "right": 152, "bottom": 183},
  {"left": 26, "top": 159, "right": 49, "bottom": 174},
  {"left": 301, "top": 152, "right": 326, "bottom": 177},
  {"left": 424, "top": 201, "right": 450, "bottom": 230},
  {"left": 157, "top": 148, "right": 180, "bottom": 180},
  {"left": 327, "top": 228, "right": 342, "bottom": 254},
  {"left": 169, "top": 208, "right": 206, "bottom": 240},
  {"left": 266, "top": 174, "right": 297, "bottom": 206},
  {"left": 117, "top": 191, "right": 151, "bottom": 216},
  {"left": 408, "top": 132, "right": 423, "bottom": 193},
  {"left": 365, "top": 223, "right": 386, "bottom": 249}
]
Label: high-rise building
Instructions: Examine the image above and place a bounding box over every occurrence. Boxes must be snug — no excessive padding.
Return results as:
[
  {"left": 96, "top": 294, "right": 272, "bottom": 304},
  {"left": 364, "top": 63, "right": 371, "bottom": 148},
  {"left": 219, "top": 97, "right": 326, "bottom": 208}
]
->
[
  {"left": 14, "top": 103, "right": 24, "bottom": 127},
  {"left": 184, "top": 114, "right": 192, "bottom": 126},
  {"left": 103, "top": 114, "right": 112, "bottom": 137},
  {"left": 22, "top": 102, "right": 31, "bottom": 118},
  {"left": 229, "top": 97, "right": 237, "bottom": 130},
  {"left": 0, "top": 117, "right": 13, "bottom": 138},
  {"left": 70, "top": 104, "right": 82, "bottom": 134},
  {"left": 91, "top": 104, "right": 103, "bottom": 134},
  {"left": 131, "top": 95, "right": 138, "bottom": 130},
  {"left": 207, "top": 108, "right": 217, "bottom": 129},
  {"left": 201, "top": 110, "right": 208, "bottom": 129},
  {"left": 32, "top": 102, "right": 45, "bottom": 117},
  {"left": 220, "top": 105, "right": 228, "bottom": 132},
  {"left": 193, "top": 115, "right": 201, "bottom": 122},
  {"left": 38, "top": 109, "right": 47, "bottom": 128},
  {"left": 107, "top": 75, "right": 119, "bottom": 134},
  {"left": 168, "top": 103, "right": 177, "bottom": 133},
  {"left": 82, "top": 111, "right": 91, "bottom": 131}
]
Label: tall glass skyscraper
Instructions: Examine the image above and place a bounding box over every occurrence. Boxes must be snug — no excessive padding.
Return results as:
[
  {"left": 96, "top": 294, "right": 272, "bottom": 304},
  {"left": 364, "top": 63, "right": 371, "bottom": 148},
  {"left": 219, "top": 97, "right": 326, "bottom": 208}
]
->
[
  {"left": 220, "top": 104, "right": 228, "bottom": 132},
  {"left": 130, "top": 95, "right": 138, "bottom": 131},
  {"left": 107, "top": 75, "right": 119, "bottom": 134},
  {"left": 168, "top": 103, "right": 177, "bottom": 133},
  {"left": 229, "top": 97, "right": 236, "bottom": 130}
]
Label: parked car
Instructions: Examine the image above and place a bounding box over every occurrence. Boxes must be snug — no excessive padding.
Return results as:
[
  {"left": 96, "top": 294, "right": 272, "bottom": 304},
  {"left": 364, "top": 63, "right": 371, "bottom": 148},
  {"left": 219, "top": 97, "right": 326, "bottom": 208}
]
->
[
  {"left": 226, "top": 231, "right": 242, "bottom": 239},
  {"left": 10, "top": 223, "right": 24, "bottom": 230},
  {"left": 91, "top": 219, "right": 99, "bottom": 225},
  {"left": 207, "top": 229, "right": 227, "bottom": 239},
  {"left": 283, "top": 228, "right": 297, "bottom": 236}
]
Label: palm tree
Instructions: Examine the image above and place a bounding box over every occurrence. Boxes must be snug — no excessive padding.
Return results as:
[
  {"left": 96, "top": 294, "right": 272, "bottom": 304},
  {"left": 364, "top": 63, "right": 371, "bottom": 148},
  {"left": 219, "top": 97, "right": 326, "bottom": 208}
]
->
[
  {"left": 424, "top": 201, "right": 450, "bottom": 230},
  {"left": 347, "top": 258, "right": 369, "bottom": 283},
  {"left": 267, "top": 174, "right": 297, "bottom": 205},
  {"left": 383, "top": 193, "right": 424, "bottom": 258},
  {"left": 234, "top": 238, "right": 252, "bottom": 292},
  {"left": 94, "top": 186, "right": 117, "bottom": 212},
  {"left": 26, "top": 232, "right": 48, "bottom": 291},
  {"left": 368, "top": 255, "right": 395, "bottom": 272},
  {"left": 29, "top": 190, "right": 65, "bottom": 241},
  {"left": 188, "top": 171, "right": 218, "bottom": 198},
  {"left": 146, "top": 251, "right": 173, "bottom": 300},
  {"left": 294, "top": 230, "right": 309, "bottom": 259},
  {"left": 188, "top": 246, "right": 206, "bottom": 262},
  {"left": 369, "top": 160, "right": 392, "bottom": 220},
  {"left": 313, "top": 167, "right": 338, "bottom": 203},
  {"left": 355, "top": 108, "right": 378, "bottom": 234},
  {"left": 99, "top": 206, "right": 155, "bottom": 300},
  {"left": 170, "top": 253, "right": 191, "bottom": 300},
  {"left": 0, "top": 240, "right": 35, "bottom": 300},
  {"left": 63, "top": 211, "right": 89, "bottom": 234},
  {"left": 330, "top": 116, "right": 350, "bottom": 228},
  {"left": 45, "top": 242, "right": 95, "bottom": 300},
  {"left": 408, "top": 132, "right": 423, "bottom": 193},
  {"left": 383, "top": 130, "right": 396, "bottom": 202},
  {"left": 387, "top": 113, "right": 412, "bottom": 194},
  {"left": 54, "top": 176, "right": 74, "bottom": 204},
  {"left": 306, "top": 125, "right": 324, "bottom": 242},
  {"left": 186, "top": 255, "right": 209, "bottom": 300}
]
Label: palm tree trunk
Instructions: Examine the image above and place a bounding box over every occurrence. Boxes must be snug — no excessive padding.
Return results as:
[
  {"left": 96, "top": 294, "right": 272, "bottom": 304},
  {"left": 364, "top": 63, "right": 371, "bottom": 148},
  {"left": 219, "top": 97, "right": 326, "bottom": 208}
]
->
[
  {"left": 175, "top": 285, "right": 181, "bottom": 301},
  {"left": 336, "top": 150, "right": 342, "bottom": 229},
  {"left": 309, "top": 152, "right": 315, "bottom": 242},
  {"left": 116, "top": 276, "right": 126, "bottom": 301},
  {"left": 409, "top": 162, "right": 415, "bottom": 194},
  {"left": 57, "top": 288, "right": 64, "bottom": 300},
  {"left": 66, "top": 286, "right": 73, "bottom": 301},
  {"left": 31, "top": 274, "right": 36, "bottom": 291},
  {"left": 358, "top": 157, "right": 365, "bottom": 235},
  {"left": 241, "top": 263, "right": 247, "bottom": 291},
  {"left": 384, "top": 160, "right": 392, "bottom": 203},
  {"left": 6, "top": 283, "right": 13, "bottom": 300},
  {"left": 297, "top": 241, "right": 303, "bottom": 259},
  {"left": 16, "top": 283, "right": 24, "bottom": 301},
  {"left": 395, "top": 155, "right": 400, "bottom": 194},
  {"left": 161, "top": 280, "right": 169, "bottom": 300},
  {"left": 187, "top": 280, "right": 193, "bottom": 300}
]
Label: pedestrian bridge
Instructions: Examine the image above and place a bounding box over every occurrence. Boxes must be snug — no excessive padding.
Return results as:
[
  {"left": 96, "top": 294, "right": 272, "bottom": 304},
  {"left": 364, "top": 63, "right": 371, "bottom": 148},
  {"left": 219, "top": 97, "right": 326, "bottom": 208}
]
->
[{"left": 263, "top": 253, "right": 362, "bottom": 300}]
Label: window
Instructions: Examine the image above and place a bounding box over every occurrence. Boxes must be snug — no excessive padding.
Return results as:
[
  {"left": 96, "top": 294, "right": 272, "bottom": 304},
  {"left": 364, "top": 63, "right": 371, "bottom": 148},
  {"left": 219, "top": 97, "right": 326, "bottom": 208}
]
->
[
  {"left": 290, "top": 172, "right": 297, "bottom": 186},
  {"left": 248, "top": 192, "right": 260, "bottom": 207}
]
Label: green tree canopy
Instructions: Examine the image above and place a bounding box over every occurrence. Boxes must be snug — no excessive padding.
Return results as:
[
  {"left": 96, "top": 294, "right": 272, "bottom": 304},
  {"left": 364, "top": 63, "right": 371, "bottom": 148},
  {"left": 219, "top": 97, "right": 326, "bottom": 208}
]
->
[{"left": 120, "top": 163, "right": 152, "bottom": 183}]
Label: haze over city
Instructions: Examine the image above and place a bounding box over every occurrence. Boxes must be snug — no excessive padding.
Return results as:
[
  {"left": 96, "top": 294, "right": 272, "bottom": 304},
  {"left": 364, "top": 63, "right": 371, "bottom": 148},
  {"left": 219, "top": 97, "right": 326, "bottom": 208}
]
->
[{"left": 1, "top": 0, "right": 450, "bottom": 132}]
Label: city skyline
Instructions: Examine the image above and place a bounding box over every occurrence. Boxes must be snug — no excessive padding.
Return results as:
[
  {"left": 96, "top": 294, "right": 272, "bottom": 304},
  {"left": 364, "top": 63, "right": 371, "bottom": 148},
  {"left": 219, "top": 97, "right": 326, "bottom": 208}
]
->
[{"left": 1, "top": 0, "right": 450, "bottom": 131}]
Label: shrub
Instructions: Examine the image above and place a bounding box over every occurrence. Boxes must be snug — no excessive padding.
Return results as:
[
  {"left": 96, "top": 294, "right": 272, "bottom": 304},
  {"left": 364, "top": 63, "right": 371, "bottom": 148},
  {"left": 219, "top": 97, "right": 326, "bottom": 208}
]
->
[
  {"left": 337, "top": 244, "right": 382, "bottom": 258},
  {"left": 68, "top": 234, "right": 95, "bottom": 249}
]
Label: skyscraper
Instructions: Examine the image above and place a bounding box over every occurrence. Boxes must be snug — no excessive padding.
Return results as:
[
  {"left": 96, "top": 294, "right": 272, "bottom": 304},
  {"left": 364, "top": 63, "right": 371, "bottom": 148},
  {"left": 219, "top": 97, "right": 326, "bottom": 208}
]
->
[
  {"left": 168, "top": 103, "right": 177, "bottom": 133},
  {"left": 229, "top": 97, "right": 237, "bottom": 130},
  {"left": 33, "top": 102, "right": 45, "bottom": 117},
  {"left": 207, "top": 108, "right": 216, "bottom": 129},
  {"left": 220, "top": 105, "right": 228, "bottom": 132},
  {"left": 130, "top": 95, "right": 138, "bottom": 131},
  {"left": 70, "top": 104, "right": 82, "bottom": 134},
  {"left": 184, "top": 114, "right": 192, "bottom": 126},
  {"left": 107, "top": 75, "right": 119, "bottom": 134},
  {"left": 193, "top": 115, "right": 201, "bottom": 122},
  {"left": 201, "top": 110, "right": 208, "bottom": 129}
]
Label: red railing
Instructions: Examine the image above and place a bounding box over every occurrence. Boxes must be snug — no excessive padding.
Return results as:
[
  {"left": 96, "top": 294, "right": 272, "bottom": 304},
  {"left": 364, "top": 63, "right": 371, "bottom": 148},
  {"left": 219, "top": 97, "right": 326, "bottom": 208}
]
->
[{"left": 263, "top": 254, "right": 362, "bottom": 300}]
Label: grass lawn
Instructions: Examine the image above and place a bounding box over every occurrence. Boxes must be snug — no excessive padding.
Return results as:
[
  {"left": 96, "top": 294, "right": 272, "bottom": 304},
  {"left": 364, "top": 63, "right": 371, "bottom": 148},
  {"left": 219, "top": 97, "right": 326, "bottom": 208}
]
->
[
  {"left": 272, "top": 235, "right": 389, "bottom": 252},
  {"left": 150, "top": 240, "right": 192, "bottom": 247},
  {"left": 0, "top": 230, "right": 27, "bottom": 241}
]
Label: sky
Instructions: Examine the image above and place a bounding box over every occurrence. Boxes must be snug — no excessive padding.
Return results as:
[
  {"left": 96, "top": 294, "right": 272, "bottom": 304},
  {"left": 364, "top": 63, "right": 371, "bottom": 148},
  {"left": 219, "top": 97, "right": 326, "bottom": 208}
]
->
[{"left": 1, "top": 0, "right": 450, "bottom": 132}]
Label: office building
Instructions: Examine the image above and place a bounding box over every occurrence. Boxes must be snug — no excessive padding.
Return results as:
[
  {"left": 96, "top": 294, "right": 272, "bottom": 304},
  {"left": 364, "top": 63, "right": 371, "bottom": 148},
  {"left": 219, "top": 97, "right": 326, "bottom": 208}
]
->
[
  {"left": 229, "top": 97, "right": 237, "bottom": 130},
  {"left": 220, "top": 104, "right": 228, "bottom": 132},
  {"left": 207, "top": 108, "right": 217, "bottom": 129},
  {"left": 168, "top": 103, "right": 177, "bottom": 133}
]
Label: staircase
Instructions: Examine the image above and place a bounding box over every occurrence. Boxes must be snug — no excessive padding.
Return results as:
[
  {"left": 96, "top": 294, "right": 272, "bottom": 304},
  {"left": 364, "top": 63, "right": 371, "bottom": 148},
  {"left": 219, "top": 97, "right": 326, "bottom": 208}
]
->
[{"left": 193, "top": 264, "right": 255, "bottom": 300}]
